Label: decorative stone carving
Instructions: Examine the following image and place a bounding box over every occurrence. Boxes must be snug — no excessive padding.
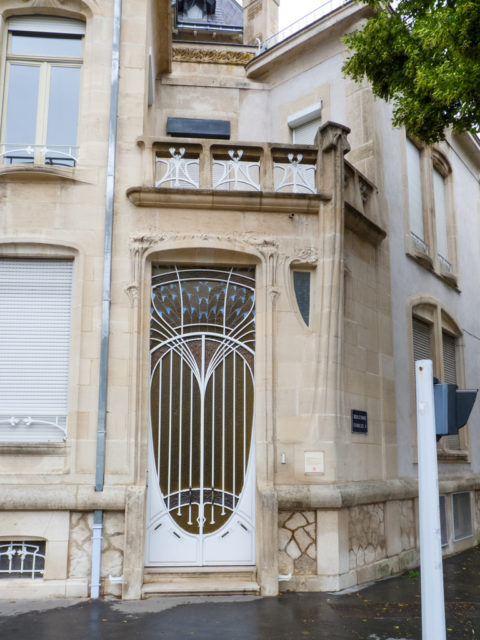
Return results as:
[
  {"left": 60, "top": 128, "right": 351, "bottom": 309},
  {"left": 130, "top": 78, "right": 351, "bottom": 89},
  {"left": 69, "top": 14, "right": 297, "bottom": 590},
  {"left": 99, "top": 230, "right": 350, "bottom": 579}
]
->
[
  {"left": 290, "top": 247, "right": 319, "bottom": 266},
  {"left": 173, "top": 48, "right": 255, "bottom": 66},
  {"left": 125, "top": 231, "right": 279, "bottom": 305},
  {"left": 348, "top": 504, "right": 386, "bottom": 570},
  {"left": 21, "top": 0, "right": 99, "bottom": 11},
  {"left": 278, "top": 511, "right": 316, "bottom": 576}
]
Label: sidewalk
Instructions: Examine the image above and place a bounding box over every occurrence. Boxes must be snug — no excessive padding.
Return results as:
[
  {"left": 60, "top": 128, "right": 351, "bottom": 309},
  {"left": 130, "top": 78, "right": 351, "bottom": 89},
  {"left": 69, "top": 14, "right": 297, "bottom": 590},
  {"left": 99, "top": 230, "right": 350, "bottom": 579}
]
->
[{"left": 1, "top": 546, "right": 479, "bottom": 639}]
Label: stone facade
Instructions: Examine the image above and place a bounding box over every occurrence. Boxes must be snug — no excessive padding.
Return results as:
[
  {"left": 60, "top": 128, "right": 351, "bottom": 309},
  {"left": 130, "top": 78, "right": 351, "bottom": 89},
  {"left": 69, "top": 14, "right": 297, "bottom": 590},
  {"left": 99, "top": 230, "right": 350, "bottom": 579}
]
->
[{"left": 0, "top": 0, "right": 479, "bottom": 600}]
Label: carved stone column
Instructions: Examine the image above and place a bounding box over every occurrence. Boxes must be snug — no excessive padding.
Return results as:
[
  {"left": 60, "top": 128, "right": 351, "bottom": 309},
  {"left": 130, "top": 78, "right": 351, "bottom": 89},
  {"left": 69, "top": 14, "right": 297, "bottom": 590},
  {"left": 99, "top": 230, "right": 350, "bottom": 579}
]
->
[{"left": 314, "top": 122, "right": 351, "bottom": 462}]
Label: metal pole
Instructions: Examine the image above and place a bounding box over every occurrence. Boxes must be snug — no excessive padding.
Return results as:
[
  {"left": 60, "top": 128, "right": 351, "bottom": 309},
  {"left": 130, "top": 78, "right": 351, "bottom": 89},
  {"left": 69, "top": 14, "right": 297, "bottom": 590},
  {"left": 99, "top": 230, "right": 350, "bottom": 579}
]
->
[{"left": 415, "top": 359, "right": 446, "bottom": 640}]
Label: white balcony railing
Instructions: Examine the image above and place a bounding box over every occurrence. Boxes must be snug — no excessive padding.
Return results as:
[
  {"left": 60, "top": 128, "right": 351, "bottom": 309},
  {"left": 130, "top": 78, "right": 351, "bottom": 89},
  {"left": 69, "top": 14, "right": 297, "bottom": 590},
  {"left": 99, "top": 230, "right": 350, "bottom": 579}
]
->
[
  {"left": 257, "top": 0, "right": 349, "bottom": 53},
  {"left": 0, "top": 143, "right": 79, "bottom": 167}
]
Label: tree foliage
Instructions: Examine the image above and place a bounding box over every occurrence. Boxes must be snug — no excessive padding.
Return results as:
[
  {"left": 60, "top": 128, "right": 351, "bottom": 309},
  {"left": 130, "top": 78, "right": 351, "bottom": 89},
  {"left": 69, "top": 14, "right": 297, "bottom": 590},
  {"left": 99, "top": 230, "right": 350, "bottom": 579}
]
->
[{"left": 342, "top": 1, "right": 480, "bottom": 143}]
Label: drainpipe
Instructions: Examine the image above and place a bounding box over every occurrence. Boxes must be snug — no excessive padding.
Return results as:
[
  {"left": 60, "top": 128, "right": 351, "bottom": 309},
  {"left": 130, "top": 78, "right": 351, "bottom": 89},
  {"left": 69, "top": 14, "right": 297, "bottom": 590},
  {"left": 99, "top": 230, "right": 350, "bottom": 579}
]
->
[{"left": 90, "top": 0, "right": 122, "bottom": 599}]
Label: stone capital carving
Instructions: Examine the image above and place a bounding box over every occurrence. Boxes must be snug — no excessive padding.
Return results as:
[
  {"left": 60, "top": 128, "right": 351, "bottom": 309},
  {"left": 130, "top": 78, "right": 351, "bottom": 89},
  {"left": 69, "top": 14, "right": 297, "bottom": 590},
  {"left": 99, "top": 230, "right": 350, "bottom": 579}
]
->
[
  {"left": 317, "top": 121, "right": 351, "bottom": 156},
  {"left": 290, "top": 247, "right": 319, "bottom": 266}
]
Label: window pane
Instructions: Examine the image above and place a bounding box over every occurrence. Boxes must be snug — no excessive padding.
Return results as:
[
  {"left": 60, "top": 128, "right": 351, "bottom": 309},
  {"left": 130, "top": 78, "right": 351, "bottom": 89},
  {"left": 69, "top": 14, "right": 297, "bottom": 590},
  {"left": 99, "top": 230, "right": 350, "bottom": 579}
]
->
[
  {"left": 46, "top": 66, "right": 81, "bottom": 151},
  {"left": 3, "top": 64, "right": 40, "bottom": 159},
  {"left": 442, "top": 332, "right": 457, "bottom": 384},
  {"left": 439, "top": 495, "right": 448, "bottom": 546},
  {"left": 406, "top": 139, "right": 424, "bottom": 241},
  {"left": 11, "top": 33, "right": 82, "bottom": 57},
  {"left": 293, "top": 271, "right": 311, "bottom": 326},
  {"left": 433, "top": 168, "right": 448, "bottom": 260},
  {"left": 452, "top": 492, "right": 472, "bottom": 541}
]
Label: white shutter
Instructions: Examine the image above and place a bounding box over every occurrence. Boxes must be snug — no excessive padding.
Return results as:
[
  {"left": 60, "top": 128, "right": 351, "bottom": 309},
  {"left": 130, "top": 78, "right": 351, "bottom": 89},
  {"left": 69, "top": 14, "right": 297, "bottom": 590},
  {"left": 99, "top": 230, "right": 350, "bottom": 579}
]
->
[
  {"left": 406, "top": 139, "right": 425, "bottom": 242},
  {"left": 8, "top": 16, "right": 85, "bottom": 35},
  {"left": 412, "top": 317, "right": 431, "bottom": 364},
  {"left": 292, "top": 118, "right": 322, "bottom": 145},
  {"left": 433, "top": 168, "right": 448, "bottom": 260},
  {"left": 0, "top": 259, "right": 73, "bottom": 442},
  {"left": 442, "top": 331, "right": 460, "bottom": 450},
  {"left": 442, "top": 331, "right": 457, "bottom": 384}
]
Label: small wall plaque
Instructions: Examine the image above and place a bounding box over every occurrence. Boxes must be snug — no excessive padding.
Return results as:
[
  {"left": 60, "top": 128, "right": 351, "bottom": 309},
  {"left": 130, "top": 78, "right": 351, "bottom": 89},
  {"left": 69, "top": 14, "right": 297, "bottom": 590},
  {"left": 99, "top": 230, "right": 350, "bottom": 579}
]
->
[
  {"left": 304, "top": 451, "right": 324, "bottom": 473},
  {"left": 351, "top": 410, "right": 368, "bottom": 434}
]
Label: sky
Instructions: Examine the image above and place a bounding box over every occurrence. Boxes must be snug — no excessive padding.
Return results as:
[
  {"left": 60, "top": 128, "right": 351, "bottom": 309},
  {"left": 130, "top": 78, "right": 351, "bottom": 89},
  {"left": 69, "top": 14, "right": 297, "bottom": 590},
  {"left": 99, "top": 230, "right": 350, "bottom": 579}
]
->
[
  {"left": 277, "top": 0, "right": 324, "bottom": 30},
  {"left": 234, "top": 1, "right": 323, "bottom": 32}
]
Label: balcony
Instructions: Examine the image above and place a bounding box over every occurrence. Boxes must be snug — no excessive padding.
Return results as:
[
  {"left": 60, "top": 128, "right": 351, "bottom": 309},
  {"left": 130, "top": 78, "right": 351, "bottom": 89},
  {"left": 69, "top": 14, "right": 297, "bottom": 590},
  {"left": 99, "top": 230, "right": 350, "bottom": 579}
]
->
[{"left": 127, "top": 131, "right": 384, "bottom": 244}]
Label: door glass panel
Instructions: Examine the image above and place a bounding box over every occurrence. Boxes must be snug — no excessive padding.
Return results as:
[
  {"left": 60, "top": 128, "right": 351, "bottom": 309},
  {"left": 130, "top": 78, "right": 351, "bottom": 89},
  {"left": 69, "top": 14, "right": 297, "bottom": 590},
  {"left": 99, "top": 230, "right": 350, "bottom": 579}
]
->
[{"left": 150, "top": 266, "right": 255, "bottom": 536}]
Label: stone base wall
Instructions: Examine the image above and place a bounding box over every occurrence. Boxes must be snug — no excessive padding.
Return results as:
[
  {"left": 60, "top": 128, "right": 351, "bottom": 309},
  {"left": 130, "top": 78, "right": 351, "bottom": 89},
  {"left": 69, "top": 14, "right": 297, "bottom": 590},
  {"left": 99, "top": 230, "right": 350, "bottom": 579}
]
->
[
  {"left": 279, "top": 498, "right": 419, "bottom": 592},
  {"left": 68, "top": 511, "right": 125, "bottom": 596},
  {"left": 278, "top": 511, "right": 316, "bottom": 576}
]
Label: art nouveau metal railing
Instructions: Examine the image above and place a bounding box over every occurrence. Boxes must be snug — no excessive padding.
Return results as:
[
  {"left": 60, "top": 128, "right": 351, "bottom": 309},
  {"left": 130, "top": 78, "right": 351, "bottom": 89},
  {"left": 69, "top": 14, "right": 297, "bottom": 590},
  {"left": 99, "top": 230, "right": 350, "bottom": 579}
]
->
[
  {"left": 153, "top": 142, "right": 319, "bottom": 194},
  {"left": 0, "top": 143, "right": 79, "bottom": 167},
  {"left": 0, "top": 541, "right": 46, "bottom": 578},
  {"left": 0, "top": 414, "right": 67, "bottom": 441}
]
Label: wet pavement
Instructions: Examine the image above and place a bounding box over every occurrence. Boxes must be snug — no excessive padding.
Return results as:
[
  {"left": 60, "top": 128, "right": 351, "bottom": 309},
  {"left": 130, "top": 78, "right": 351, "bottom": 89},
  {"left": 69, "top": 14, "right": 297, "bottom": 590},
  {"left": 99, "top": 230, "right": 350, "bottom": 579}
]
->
[{"left": 1, "top": 547, "right": 480, "bottom": 639}]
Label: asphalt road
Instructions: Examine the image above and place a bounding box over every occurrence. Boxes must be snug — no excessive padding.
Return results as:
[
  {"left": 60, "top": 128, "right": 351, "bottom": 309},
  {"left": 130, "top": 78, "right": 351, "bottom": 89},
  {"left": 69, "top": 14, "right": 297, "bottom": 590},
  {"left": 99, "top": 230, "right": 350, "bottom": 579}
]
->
[{"left": 1, "top": 546, "right": 480, "bottom": 639}]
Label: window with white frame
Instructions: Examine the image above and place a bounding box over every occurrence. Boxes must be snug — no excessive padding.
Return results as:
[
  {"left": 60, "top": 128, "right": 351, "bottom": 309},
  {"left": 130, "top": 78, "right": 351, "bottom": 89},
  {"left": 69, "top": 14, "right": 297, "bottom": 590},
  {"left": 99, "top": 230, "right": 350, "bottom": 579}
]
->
[
  {"left": 405, "top": 139, "right": 454, "bottom": 277},
  {"left": 288, "top": 102, "right": 322, "bottom": 145},
  {"left": 452, "top": 492, "right": 473, "bottom": 541},
  {"left": 412, "top": 303, "right": 466, "bottom": 452},
  {"left": 0, "top": 259, "right": 73, "bottom": 442},
  {"left": 1, "top": 16, "right": 84, "bottom": 167}
]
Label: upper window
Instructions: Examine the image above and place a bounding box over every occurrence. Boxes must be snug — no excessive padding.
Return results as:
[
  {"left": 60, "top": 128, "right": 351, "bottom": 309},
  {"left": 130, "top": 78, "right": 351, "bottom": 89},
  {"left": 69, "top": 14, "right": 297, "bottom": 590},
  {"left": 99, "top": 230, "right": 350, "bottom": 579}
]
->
[
  {"left": 0, "top": 258, "right": 73, "bottom": 442},
  {"left": 288, "top": 102, "right": 322, "bottom": 145},
  {"left": 1, "top": 16, "right": 84, "bottom": 167},
  {"left": 412, "top": 302, "right": 466, "bottom": 454},
  {"left": 405, "top": 139, "right": 455, "bottom": 280}
]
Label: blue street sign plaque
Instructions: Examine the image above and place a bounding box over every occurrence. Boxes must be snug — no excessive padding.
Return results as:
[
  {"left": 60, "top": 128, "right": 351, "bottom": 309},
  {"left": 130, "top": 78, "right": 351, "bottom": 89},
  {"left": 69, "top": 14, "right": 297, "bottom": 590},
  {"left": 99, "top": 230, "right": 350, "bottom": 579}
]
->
[{"left": 351, "top": 410, "right": 368, "bottom": 434}]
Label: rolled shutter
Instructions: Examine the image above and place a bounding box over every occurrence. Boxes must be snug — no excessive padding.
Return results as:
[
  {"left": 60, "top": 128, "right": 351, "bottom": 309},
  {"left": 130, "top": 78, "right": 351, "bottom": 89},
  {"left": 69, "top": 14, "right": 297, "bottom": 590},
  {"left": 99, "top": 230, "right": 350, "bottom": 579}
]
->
[
  {"left": 8, "top": 16, "right": 85, "bottom": 35},
  {"left": 0, "top": 259, "right": 73, "bottom": 442},
  {"left": 412, "top": 317, "right": 431, "bottom": 364}
]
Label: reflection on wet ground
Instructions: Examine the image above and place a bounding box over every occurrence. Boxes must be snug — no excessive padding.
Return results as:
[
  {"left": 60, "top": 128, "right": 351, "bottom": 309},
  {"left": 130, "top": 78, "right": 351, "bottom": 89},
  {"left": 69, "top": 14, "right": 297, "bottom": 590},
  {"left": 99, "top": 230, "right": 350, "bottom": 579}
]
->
[{"left": 1, "top": 546, "right": 480, "bottom": 639}]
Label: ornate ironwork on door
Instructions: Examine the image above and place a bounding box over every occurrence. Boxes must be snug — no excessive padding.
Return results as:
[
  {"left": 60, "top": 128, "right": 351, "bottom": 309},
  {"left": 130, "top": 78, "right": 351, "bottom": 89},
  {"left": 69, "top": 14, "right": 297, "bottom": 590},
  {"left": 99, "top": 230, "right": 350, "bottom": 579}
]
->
[{"left": 146, "top": 265, "right": 256, "bottom": 566}]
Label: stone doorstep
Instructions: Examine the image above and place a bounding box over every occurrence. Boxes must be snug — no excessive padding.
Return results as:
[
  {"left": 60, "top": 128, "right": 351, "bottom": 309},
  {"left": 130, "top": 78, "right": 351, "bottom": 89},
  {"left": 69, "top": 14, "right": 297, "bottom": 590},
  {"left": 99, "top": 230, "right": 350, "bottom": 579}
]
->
[{"left": 141, "top": 567, "right": 259, "bottom": 597}]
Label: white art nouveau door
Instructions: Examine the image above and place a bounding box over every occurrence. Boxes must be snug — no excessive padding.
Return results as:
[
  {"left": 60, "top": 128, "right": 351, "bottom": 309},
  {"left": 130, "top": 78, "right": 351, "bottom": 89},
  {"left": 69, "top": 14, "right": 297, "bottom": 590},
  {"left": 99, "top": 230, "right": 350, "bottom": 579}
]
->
[{"left": 145, "top": 265, "right": 256, "bottom": 566}]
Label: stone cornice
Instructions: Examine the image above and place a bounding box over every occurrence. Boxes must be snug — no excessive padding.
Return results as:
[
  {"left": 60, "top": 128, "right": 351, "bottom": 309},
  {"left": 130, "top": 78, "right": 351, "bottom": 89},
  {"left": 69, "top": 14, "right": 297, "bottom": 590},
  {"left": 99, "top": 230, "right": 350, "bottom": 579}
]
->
[
  {"left": 173, "top": 47, "right": 255, "bottom": 65},
  {"left": 126, "top": 187, "right": 328, "bottom": 213},
  {"left": 276, "top": 475, "right": 480, "bottom": 509},
  {"left": 0, "top": 485, "right": 127, "bottom": 510}
]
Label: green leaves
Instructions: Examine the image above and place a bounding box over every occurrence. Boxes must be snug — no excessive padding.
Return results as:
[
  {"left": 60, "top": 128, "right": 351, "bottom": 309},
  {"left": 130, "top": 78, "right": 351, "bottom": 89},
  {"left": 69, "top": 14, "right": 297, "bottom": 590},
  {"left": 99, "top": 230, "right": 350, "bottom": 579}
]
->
[{"left": 342, "top": 0, "right": 480, "bottom": 143}]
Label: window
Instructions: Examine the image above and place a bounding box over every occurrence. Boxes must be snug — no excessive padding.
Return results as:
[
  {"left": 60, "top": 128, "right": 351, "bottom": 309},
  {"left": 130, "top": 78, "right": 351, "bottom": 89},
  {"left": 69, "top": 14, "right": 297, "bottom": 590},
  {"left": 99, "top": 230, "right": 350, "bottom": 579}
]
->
[
  {"left": 288, "top": 102, "right": 322, "bottom": 145},
  {"left": 292, "top": 270, "right": 311, "bottom": 326},
  {"left": 439, "top": 495, "right": 448, "bottom": 546},
  {"left": 412, "top": 302, "right": 466, "bottom": 453},
  {"left": 0, "top": 541, "right": 45, "bottom": 578},
  {"left": 1, "top": 16, "right": 84, "bottom": 167},
  {"left": 0, "top": 259, "right": 73, "bottom": 442},
  {"left": 405, "top": 140, "right": 455, "bottom": 278},
  {"left": 452, "top": 492, "right": 472, "bottom": 541}
]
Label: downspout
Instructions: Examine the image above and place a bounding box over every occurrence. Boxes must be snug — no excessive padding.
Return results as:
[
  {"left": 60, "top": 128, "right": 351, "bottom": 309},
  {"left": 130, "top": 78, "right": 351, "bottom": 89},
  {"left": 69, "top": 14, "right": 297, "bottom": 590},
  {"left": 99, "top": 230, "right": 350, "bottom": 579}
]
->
[{"left": 90, "top": 0, "right": 123, "bottom": 600}]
